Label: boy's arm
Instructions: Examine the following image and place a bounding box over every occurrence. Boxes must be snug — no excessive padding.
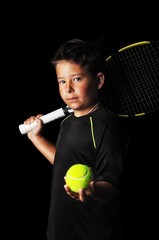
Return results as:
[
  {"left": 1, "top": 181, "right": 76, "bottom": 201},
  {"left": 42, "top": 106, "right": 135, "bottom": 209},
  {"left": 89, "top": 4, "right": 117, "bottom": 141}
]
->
[{"left": 25, "top": 116, "right": 56, "bottom": 164}]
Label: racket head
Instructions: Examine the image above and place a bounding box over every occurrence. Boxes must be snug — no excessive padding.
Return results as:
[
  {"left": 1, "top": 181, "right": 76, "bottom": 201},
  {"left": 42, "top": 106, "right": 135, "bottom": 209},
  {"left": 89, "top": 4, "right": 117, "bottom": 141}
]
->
[{"left": 99, "top": 40, "right": 159, "bottom": 117}]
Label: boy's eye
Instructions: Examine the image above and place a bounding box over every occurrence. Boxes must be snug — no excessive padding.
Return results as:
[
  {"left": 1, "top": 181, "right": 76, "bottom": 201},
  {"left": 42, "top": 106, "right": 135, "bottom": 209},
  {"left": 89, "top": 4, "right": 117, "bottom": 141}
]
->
[
  {"left": 58, "top": 80, "right": 65, "bottom": 85},
  {"left": 73, "top": 77, "right": 81, "bottom": 82}
]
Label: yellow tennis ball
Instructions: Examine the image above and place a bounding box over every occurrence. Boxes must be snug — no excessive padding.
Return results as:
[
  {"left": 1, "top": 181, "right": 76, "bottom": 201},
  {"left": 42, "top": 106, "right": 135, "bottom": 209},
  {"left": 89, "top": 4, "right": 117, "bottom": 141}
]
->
[{"left": 65, "top": 164, "right": 93, "bottom": 193}]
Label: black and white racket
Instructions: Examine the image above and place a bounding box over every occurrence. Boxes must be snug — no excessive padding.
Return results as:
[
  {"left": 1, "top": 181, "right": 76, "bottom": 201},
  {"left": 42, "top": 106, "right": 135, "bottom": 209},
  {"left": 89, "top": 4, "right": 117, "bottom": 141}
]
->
[{"left": 19, "top": 40, "right": 159, "bottom": 134}]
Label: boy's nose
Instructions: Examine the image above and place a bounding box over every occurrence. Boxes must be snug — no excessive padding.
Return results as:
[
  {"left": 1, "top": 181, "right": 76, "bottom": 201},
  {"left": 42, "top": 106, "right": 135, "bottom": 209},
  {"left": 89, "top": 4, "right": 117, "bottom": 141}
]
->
[{"left": 66, "top": 82, "right": 73, "bottom": 93}]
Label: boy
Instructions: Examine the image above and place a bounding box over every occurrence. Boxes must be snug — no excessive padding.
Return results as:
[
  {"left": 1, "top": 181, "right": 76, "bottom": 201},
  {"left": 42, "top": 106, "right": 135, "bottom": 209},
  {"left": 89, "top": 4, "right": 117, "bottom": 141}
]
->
[{"left": 23, "top": 38, "right": 129, "bottom": 240}]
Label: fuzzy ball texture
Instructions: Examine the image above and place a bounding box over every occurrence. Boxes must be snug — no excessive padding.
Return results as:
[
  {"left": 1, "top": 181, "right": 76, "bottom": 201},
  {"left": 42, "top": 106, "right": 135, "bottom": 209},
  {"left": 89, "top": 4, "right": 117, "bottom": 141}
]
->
[{"left": 65, "top": 164, "right": 93, "bottom": 193}]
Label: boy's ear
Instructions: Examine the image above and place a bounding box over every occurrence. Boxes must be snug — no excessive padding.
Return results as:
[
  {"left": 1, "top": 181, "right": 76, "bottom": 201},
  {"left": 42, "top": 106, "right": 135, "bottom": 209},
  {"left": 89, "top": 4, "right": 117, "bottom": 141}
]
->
[{"left": 97, "top": 72, "right": 105, "bottom": 89}]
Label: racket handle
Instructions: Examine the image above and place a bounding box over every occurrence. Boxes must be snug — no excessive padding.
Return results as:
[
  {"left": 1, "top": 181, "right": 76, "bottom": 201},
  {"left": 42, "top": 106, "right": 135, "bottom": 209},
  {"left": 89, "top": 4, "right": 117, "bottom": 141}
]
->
[{"left": 19, "top": 106, "right": 73, "bottom": 135}]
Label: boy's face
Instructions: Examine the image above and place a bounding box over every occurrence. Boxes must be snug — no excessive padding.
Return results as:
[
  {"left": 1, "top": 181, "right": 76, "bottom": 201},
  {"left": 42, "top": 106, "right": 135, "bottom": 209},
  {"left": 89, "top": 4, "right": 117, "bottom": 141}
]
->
[{"left": 56, "top": 61, "right": 104, "bottom": 116}]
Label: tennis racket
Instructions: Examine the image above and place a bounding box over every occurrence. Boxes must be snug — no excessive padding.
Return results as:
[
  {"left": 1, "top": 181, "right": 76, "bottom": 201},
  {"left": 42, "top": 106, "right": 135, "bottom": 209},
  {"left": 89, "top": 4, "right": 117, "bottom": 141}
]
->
[
  {"left": 19, "top": 40, "right": 159, "bottom": 134},
  {"left": 99, "top": 40, "right": 159, "bottom": 117}
]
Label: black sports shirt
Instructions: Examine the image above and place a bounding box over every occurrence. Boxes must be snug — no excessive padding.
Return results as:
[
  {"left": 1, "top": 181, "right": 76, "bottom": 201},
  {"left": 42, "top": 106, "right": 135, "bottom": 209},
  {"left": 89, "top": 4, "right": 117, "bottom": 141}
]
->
[{"left": 47, "top": 107, "right": 129, "bottom": 240}]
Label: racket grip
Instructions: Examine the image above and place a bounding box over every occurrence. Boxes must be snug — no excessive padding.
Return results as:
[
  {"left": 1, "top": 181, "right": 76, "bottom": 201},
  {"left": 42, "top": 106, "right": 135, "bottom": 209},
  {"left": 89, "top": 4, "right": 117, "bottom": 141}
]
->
[{"left": 19, "top": 107, "right": 73, "bottom": 135}]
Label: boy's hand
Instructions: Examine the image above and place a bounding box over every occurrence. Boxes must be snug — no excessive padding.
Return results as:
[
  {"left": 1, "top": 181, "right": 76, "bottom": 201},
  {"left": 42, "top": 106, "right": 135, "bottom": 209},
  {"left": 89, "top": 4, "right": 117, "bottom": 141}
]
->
[{"left": 64, "top": 179, "right": 96, "bottom": 202}]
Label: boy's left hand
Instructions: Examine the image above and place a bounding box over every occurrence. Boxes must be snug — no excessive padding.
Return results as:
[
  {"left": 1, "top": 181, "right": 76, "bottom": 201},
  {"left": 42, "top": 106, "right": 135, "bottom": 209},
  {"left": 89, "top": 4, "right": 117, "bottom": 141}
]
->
[{"left": 64, "top": 180, "right": 96, "bottom": 202}]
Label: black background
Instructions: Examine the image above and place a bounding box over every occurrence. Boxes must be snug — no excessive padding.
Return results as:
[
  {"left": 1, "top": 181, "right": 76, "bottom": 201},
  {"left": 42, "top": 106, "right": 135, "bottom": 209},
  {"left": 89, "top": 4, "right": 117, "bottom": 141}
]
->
[{"left": 12, "top": 3, "right": 158, "bottom": 240}]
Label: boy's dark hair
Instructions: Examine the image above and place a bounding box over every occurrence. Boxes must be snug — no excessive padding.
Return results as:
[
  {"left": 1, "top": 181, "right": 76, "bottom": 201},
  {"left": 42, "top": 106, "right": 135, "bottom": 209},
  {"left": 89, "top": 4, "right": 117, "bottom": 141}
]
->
[{"left": 51, "top": 38, "right": 106, "bottom": 77}]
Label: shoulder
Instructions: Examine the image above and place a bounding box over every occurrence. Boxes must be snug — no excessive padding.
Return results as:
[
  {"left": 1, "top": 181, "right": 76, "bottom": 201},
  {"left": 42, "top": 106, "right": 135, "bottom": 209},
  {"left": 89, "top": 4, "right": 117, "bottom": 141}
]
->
[
  {"left": 91, "top": 107, "right": 120, "bottom": 125},
  {"left": 92, "top": 107, "right": 129, "bottom": 139},
  {"left": 60, "top": 113, "right": 73, "bottom": 126}
]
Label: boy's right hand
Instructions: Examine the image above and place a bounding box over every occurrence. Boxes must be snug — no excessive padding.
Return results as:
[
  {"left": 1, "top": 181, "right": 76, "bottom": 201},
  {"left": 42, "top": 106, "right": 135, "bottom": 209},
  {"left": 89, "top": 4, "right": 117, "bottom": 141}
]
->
[{"left": 23, "top": 114, "right": 44, "bottom": 139}]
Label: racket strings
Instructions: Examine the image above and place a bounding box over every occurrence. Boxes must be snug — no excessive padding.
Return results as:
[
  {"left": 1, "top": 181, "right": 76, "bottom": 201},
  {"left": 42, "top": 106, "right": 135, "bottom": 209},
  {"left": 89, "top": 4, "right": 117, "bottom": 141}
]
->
[
  {"left": 99, "top": 42, "right": 159, "bottom": 117},
  {"left": 123, "top": 45, "right": 157, "bottom": 113}
]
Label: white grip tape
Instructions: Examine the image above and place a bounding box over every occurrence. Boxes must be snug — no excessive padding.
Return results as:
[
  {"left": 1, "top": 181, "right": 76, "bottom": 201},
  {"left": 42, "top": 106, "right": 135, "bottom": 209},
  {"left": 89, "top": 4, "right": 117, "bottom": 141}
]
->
[{"left": 19, "top": 108, "right": 65, "bottom": 135}]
